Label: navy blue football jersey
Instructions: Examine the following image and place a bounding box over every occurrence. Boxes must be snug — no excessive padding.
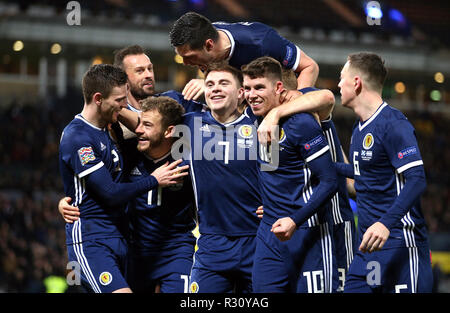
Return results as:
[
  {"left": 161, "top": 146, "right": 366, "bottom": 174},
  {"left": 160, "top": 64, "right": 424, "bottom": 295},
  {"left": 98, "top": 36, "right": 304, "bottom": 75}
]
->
[
  {"left": 59, "top": 115, "right": 128, "bottom": 244},
  {"left": 349, "top": 102, "right": 428, "bottom": 248},
  {"left": 256, "top": 112, "right": 333, "bottom": 228},
  {"left": 179, "top": 107, "right": 261, "bottom": 236},
  {"left": 124, "top": 144, "right": 196, "bottom": 250},
  {"left": 213, "top": 22, "right": 301, "bottom": 71}
]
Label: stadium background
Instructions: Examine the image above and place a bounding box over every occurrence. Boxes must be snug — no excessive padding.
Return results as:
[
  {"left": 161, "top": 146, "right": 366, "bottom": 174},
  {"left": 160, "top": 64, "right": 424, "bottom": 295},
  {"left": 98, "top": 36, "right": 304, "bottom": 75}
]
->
[{"left": 0, "top": 0, "right": 448, "bottom": 293}]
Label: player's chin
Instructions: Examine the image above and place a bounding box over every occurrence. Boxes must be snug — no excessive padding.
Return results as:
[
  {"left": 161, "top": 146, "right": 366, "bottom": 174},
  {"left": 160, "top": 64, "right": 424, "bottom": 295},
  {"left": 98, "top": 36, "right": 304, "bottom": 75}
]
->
[{"left": 136, "top": 140, "right": 150, "bottom": 152}]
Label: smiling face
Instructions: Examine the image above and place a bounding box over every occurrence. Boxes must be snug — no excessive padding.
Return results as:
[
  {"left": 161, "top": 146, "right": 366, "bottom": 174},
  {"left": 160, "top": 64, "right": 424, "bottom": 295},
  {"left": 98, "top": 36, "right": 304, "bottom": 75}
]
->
[
  {"left": 204, "top": 70, "right": 243, "bottom": 114},
  {"left": 122, "top": 54, "right": 155, "bottom": 100},
  {"left": 243, "top": 75, "right": 282, "bottom": 117},
  {"left": 98, "top": 85, "right": 128, "bottom": 124},
  {"left": 134, "top": 109, "right": 166, "bottom": 154}
]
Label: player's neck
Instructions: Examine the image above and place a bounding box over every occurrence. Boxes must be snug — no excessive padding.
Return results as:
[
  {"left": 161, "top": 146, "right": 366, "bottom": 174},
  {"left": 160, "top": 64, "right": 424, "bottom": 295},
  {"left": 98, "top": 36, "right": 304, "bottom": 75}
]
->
[
  {"left": 147, "top": 140, "right": 173, "bottom": 160},
  {"left": 127, "top": 94, "right": 142, "bottom": 111},
  {"left": 211, "top": 106, "right": 241, "bottom": 124},
  {"left": 81, "top": 104, "right": 107, "bottom": 129},
  {"left": 217, "top": 30, "right": 232, "bottom": 60},
  {"left": 355, "top": 91, "right": 384, "bottom": 122}
]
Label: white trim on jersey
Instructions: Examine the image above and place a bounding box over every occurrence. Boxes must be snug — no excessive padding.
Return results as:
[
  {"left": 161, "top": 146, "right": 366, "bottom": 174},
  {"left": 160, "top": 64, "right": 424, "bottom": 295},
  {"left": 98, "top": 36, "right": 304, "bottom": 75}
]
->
[
  {"left": 71, "top": 219, "right": 102, "bottom": 293},
  {"left": 78, "top": 161, "right": 104, "bottom": 178},
  {"left": 75, "top": 114, "right": 104, "bottom": 131},
  {"left": 358, "top": 102, "right": 388, "bottom": 131},
  {"left": 324, "top": 128, "right": 344, "bottom": 224},
  {"left": 218, "top": 28, "right": 236, "bottom": 61},
  {"left": 344, "top": 220, "right": 354, "bottom": 269},
  {"left": 291, "top": 45, "right": 301, "bottom": 71},
  {"left": 396, "top": 172, "right": 419, "bottom": 293},
  {"left": 305, "top": 145, "right": 330, "bottom": 163},
  {"left": 397, "top": 160, "right": 423, "bottom": 174},
  {"left": 73, "top": 176, "right": 85, "bottom": 206},
  {"left": 127, "top": 103, "right": 141, "bottom": 113},
  {"left": 319, "top": 223, "right": 333, "bottom": 293}
]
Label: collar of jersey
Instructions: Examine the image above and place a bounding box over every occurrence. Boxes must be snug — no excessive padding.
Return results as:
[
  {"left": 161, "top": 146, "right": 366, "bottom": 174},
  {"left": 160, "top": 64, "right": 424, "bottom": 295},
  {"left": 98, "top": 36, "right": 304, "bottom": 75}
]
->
[
  {"left": 358, "top": 102, "right": 387, "bottom": 131},
  {"left": 144, "top": 150, "right": 171, "bottom": 164},
  {"left": 207, "top": 110, "right": 246, "bottom": 127},
  {"left": 75, "top": 114, "right": 105, "bottom": 131}
]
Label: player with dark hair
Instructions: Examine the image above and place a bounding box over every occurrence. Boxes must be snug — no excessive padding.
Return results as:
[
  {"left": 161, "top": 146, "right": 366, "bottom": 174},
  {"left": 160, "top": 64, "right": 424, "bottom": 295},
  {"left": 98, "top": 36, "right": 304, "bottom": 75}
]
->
[
  {"left": 169, "top": 11, "right": 319, "bottom": 100},
  {"left": 337, "top": 52, "right": 433, "bottom": 292},
  {"left": 242, "top": 56, "right": 338, "bottom": 293},
  {"left": 58, "top": 64, "right": 188, "bottom": 293}
]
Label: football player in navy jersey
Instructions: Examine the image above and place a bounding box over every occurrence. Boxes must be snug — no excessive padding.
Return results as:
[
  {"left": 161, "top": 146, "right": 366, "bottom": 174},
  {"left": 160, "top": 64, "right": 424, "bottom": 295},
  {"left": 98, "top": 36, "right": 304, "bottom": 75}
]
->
[
  {"left": 58, "top": 65, "right": 188, "bottom": 293},
  {"left": 242, "top": 57, "right": 338, "bottom": 293},
  {"left": 336, "top": 52, "right": 433, "bottom": 292},
  {"left": 169, "top": 12, "right": 318, "bottom": 100},
  {"left": 117, "top": 61, "right": 335, "bottom": 293},
  {"left": 124, "top": 96, "right": 196, "bottom": 293}
]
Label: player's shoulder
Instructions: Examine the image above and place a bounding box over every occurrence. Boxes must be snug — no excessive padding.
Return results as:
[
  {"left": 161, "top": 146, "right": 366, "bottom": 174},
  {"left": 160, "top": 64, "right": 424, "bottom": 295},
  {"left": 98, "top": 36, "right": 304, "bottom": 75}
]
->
[
  {"left": 61, "top": 116, "right": 101, "bottom": 147},
  {"left": 376, "top": 103, "right": 413, "bottom": 133},
  {"left": 285, "top": 112, "right": 318, "bottom": 128},
  {"left": 380, "top": 103, "right": 408, "bottom": 122}
]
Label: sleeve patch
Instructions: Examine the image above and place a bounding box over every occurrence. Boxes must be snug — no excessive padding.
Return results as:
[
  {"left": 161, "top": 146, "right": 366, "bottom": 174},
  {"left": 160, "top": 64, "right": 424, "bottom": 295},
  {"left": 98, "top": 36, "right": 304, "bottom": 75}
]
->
[
  {"left": 304, "top": 135, "right": 324, "bottom": 150},
  {"left": 397, "top": 146, "right": 417, "bottom": 159},
  {"left": 78, "top": 146, "right": 96, "bottom": 165}
]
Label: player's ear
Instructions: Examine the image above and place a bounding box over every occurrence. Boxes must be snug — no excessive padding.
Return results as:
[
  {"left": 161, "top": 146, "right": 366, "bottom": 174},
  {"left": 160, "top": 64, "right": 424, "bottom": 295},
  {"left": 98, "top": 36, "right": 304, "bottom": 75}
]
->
[
  {"left": 275, "top": 81, "right": 285, "bottom": 94},
  {"left": 354, "top": 76, "right": 362, "bottom": 92},
  {"left": 93, "top": 92, "right": 103, "bottom": 105},
  {"left": 204, "top": 39, "right": 214, "bottom": 52},
  {"left": 164, "top": 125, "right": 175, "bottom": 138},
  {"left": 237, "top": 87, "right": 245, "bottom": 101}
]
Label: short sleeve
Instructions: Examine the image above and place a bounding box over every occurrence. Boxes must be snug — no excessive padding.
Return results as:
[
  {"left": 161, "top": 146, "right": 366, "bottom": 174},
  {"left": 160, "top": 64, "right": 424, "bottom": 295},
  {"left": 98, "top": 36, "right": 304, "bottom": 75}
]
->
[
  {"left": 262, "top": 28, "right": 301, "bottom": 71},
  {"left": 61, "top": 134, "right": 104, "bottom": 178},
  {"left": 383, "top": 119, "right": 423, "bottom": 173},
  {"left": 285, "top": 114, "right": 329, "bottom": 162}
]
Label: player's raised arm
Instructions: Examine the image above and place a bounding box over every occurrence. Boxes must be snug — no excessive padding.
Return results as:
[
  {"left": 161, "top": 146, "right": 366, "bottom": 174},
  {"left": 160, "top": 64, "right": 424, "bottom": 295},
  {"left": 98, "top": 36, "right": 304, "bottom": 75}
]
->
[
  {"left": 294, "top": 50, "right": 319, "bottom": 90},
  {"left": 258, "top": 89, "right": 335, "bottom": 144}
]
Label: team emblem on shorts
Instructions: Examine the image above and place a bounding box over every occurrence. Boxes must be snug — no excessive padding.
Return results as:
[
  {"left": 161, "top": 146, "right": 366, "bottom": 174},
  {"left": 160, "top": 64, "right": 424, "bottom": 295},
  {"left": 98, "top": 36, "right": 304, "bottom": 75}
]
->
[
  {"left": 189, "top": 281, "right": 199, "bottom": 293},
  {"left": 362, "top": 133, "right": 374, "bottom": 149},
  {"left": 99, "top": 272, "right": 112, "bottom": 286},
  {"left": 238, "top": 125, "right": 253, "bottom": 138}
]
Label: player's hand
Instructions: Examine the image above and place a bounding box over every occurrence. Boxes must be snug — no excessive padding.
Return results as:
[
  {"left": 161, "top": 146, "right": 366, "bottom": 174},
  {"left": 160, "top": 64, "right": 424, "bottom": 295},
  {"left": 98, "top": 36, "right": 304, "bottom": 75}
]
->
[
  {"left": 279, "top": 89, "right": 301, "bottom": 104},
  {"left": 151, "top": 159, "right": 189, "bottom": 187},
  {"left": 58, "top": 196, "right": 80, "bottom": 223},
  {"left": 257, "top": 108, "right": 280, "bottom": 145},
  {"left": 256, "top": 205, "right": 264, "bottom": 219},
  {"left": 182, "top": 79, "right": 205, "bottom": 100},
  {"left": 271, "top": 217, "right": 297, "bottom": 241},
  {"left": 359, "top": 222, "right": 390, "bottom": 253}
]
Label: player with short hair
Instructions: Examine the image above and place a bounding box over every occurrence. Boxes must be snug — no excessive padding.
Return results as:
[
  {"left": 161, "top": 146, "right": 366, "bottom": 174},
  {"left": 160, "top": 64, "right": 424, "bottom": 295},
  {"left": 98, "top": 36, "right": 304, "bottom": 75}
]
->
[
  {"left": 124, "top": 96, "right": 196, "bottom": 293},
  {"left": 169, "top": 12, "right": 319, "bottom": 100},
  {"left": 242, "top": 56, "right": 338, "bottom": 293},
  {"left": 113, "top": 44, "right": 205, "bottom": 113},
  {"left": 337, "top": 52, "right": 433, "bottom": 293},
  {"left": 58, "top": 64, "right": 188, "bottom": 293}
]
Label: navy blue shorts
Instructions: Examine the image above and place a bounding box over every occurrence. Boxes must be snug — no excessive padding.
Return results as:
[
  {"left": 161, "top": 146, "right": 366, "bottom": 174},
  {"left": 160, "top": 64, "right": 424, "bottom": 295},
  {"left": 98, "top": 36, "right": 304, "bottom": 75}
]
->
[
  {"left": 67, "top": 237, "right": 129, "bottom": 293},
  {"left": 128, "top": 240, "right": 195, "bottom": 293},
  {"left": 253, "top": 220, "right": 337, "bottom": 293},
  {"left": 189, "top": 234, "right": 255, "bottom": 293},
  {"left": 332, "top": 220, "right": 356, "bottom": 292},
  {"left": 344, "top": 244, "right": 433, "bottom": 293}
]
